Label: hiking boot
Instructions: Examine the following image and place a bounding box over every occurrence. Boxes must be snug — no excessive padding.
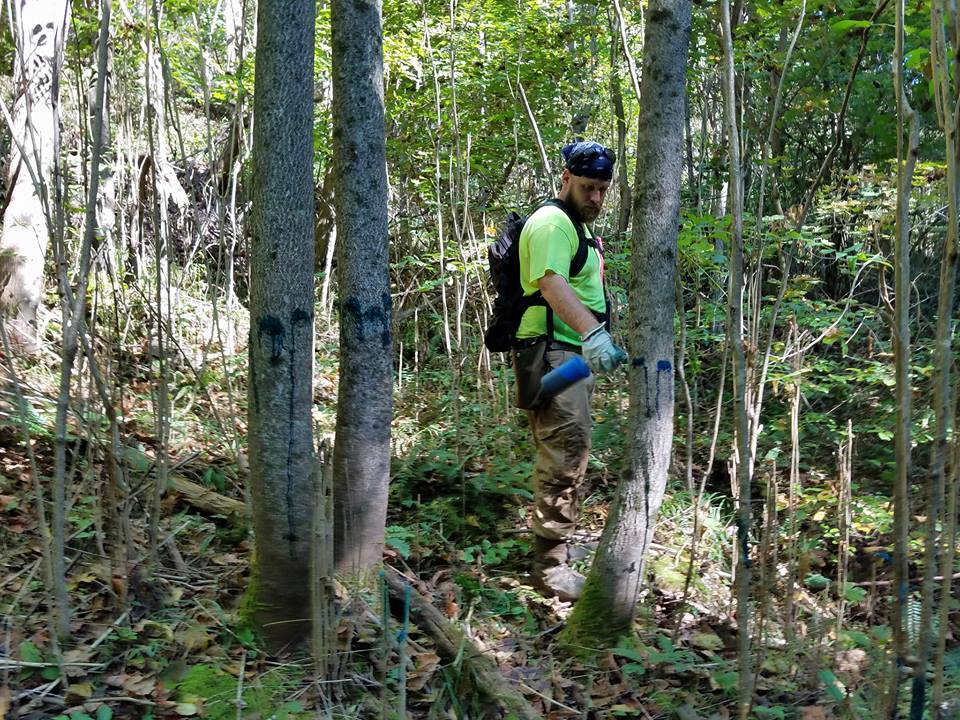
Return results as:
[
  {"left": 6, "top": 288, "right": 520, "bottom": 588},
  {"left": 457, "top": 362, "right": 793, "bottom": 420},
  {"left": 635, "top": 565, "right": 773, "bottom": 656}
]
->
[{"left": 534, "top": 563, "right": 586, "bottom": 602}]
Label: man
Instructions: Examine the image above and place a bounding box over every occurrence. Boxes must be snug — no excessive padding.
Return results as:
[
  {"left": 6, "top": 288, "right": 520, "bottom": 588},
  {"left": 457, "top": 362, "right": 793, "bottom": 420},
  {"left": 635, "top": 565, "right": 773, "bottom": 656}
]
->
[{"left": 513, "top": 141, "right": 627, "bottom": 601}]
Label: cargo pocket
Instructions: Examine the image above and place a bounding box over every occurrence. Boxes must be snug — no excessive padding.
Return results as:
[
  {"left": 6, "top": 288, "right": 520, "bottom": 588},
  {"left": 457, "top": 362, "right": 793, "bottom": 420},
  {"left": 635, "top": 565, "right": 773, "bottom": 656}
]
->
[{"left": 512, "top": 340, "right": 549, "bottom": 410}]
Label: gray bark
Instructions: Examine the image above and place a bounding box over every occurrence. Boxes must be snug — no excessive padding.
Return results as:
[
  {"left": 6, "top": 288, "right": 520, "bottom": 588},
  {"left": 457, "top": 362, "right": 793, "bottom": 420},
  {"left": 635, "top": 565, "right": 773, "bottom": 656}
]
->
[
  {"left": 912, "top": 0, "right": 943, "bottom": 713},
  {"left": 247, "top": 0, "right": 317, "bottom": 648},
  {"left": 563, "top": 0, "right": 691, "bottom": 646},
  {"left": 331, "top": 0, "right": 392, "bottom": 573},
  {"left": 720, "top": 0, "right": 752, "bottom": 714},
  {"left": 0, "top": 0, "right": 69, "bottom": 350}
]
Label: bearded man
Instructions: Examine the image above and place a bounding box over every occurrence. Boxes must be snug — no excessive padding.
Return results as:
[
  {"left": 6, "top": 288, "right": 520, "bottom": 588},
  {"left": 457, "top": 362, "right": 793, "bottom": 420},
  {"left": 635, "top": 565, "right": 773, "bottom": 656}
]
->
[{"left": 512, "top": 141, "right": 627, "bottom": 601}]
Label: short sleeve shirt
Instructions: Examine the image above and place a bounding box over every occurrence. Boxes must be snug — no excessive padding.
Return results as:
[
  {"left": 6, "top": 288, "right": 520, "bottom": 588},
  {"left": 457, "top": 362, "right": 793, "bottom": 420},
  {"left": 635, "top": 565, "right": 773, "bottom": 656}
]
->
[{"left": 516, "top": 204, "right": 606, "bottom": 346}]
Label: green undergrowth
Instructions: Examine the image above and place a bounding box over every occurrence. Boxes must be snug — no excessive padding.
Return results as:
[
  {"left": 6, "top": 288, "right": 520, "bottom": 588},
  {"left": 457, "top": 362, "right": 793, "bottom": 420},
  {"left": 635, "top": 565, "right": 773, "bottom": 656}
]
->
[{"left": 168, "top": 663, "right": 306, "bottom": 720}]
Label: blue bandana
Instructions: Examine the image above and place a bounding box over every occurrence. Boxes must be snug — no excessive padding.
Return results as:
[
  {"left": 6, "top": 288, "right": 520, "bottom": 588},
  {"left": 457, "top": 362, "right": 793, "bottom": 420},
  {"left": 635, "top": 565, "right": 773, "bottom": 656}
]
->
[{"left": 562, "top": 141, "right": 615, "bottom": 181}]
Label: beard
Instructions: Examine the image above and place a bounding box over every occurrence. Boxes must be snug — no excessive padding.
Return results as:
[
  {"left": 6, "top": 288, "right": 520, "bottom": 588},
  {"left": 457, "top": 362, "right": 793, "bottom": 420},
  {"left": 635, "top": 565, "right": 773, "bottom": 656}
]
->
[{"left": 571, "top": 199, "right": 601, "bottom": 223}]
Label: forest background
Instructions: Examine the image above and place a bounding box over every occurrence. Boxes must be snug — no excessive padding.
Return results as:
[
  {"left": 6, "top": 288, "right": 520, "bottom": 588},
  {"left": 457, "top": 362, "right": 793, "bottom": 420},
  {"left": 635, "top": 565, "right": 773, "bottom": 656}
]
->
[{"left": 0, "top": 0, "right": 958, "bottom": 718}]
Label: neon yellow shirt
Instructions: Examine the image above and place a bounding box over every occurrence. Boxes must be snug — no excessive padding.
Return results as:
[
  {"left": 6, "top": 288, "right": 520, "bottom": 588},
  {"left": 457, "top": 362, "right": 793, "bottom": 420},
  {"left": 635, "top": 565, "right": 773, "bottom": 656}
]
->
[{"left": 516, "top": 204, "right": 606, "bottom": 346}]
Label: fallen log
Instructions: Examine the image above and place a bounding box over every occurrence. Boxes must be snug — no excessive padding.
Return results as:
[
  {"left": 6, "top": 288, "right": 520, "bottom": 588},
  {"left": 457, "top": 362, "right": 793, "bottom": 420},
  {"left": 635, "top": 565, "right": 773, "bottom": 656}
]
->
[
  {"left": 382, "top": 566, "right": 539, "bottom": 720},
  {"left": 121, "top": 444, "right": 248, "bottom": 521},
  {"left": 168, "top": 474, "right": 248, "bottom": 520}
]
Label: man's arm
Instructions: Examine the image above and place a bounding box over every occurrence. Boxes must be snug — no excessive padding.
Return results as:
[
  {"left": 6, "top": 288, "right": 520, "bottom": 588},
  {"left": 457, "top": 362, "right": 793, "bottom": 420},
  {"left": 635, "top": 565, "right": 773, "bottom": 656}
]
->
[{"left": 539, "top": 271, "right": 600, "bottom": 336}]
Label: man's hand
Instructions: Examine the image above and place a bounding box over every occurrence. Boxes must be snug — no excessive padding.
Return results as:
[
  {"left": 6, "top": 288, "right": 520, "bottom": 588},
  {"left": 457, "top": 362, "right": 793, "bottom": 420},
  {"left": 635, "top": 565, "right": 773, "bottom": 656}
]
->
[{"left": 581, "top": 323, "right": 627, "bottom": 374}]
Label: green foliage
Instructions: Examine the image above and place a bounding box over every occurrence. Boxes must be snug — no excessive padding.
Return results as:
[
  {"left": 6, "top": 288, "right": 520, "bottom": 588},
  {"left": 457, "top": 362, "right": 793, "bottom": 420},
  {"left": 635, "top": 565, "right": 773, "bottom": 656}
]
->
[
  {"left": 171, "top": 663, "right": 305, "bottom": 720},
  {"left": 460, "top": 537, "right": 520, "bottom": 566}
]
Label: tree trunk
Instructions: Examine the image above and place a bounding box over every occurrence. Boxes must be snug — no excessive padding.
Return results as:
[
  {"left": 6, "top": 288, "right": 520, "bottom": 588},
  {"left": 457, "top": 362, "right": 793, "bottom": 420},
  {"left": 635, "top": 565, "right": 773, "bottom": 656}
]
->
[
  {"left": 912, "top": 0, "right": 950, "bottom": 713},
  {"left": 0, "top": 0, "right": 69, "bottom": 351},
  {"left": 331, "top": 0, "right": 392, "bottom": 574},
  {"left": 608, "top": 9, "right": 632, "bottom": 239},
  {"left": 247, "top": 0, "right": 317, "bottom": 649},
  {"left": 719, "top": 1, "right": 753, "bottom": 714},
  {"left": 561, "top": 0, "right": 691, "bottom": 649}
]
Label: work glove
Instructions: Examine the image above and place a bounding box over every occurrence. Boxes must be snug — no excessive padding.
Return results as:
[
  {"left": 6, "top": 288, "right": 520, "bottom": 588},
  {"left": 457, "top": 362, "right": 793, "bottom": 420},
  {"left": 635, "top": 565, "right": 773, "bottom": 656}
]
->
[{"left": 581, "top": 323, "right": 628, "bottom": 374}]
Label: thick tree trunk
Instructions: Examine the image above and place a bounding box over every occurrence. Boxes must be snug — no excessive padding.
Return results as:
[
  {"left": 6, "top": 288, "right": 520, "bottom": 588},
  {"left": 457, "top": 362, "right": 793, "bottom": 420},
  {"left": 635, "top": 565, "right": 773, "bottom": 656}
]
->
[
  {"left": 331, "top": 0, "right": 392, "bottom": 573},
  {"left": 562, "top": 0, "right": 691, "bottom": 649},
  {"left": 247, "top": 0, "right": 317, "bottom": 649},
  {"left": 0, "top": 0, "right": 69, "bottom": 350}
]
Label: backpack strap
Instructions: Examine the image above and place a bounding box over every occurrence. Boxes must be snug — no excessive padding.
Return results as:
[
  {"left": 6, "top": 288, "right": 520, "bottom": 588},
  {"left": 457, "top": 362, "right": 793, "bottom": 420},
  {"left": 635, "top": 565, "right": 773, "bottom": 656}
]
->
[{"left": 536, "top": 198, "right": 605, "bottom": 343}]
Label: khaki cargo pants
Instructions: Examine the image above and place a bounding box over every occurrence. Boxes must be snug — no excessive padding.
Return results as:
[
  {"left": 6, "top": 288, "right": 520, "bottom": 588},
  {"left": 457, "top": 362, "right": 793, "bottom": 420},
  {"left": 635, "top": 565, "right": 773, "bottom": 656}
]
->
[{"left": 518, "top": 345, "right": 595, "bottom": 563}]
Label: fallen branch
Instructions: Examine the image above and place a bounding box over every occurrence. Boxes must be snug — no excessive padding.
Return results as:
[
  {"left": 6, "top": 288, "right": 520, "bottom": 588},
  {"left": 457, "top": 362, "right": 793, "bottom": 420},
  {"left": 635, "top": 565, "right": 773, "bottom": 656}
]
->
[
  {"left": 168, "top": 474, "right": 247, "bottom": 519},
  {"left": 382, "top": 566, "right": 540, "bottom": 720},
  {"left": 852, "top": 571, "right": 960, "bottom": 588}
]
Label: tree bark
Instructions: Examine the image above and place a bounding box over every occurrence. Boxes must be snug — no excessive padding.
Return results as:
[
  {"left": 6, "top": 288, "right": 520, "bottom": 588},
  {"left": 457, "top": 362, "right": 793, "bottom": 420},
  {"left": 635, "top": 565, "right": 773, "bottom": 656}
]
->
[
  {"left": 561, "top": 0, "right": 691, "bottom": 649},
  {"left": 0, "top": 0, "right": 69, "bottom": 351},
  {"left": 719, "top": 1, "right": 753, "bottom": 715},
  {"left": 247, "top": 0, "right": 317, "bottom": 649},
  {"left": 331, "top": 0, "right": 392, "bottom": 574},
  {"left": 912, "top": 0, "right": 950, "bottom": 713}
]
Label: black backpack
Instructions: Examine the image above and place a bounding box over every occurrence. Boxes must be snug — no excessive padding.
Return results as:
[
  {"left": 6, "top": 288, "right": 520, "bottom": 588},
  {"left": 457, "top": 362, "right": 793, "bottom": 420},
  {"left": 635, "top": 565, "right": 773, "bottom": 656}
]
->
[{"left": 483, "top": 198, "right": 596, "bottom": 353}]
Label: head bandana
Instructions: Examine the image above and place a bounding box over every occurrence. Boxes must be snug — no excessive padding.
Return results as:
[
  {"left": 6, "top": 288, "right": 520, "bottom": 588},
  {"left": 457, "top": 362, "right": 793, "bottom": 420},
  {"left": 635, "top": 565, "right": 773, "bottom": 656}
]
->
[{"left": 562, "top": 141, "right": 615, "bottom": 181}]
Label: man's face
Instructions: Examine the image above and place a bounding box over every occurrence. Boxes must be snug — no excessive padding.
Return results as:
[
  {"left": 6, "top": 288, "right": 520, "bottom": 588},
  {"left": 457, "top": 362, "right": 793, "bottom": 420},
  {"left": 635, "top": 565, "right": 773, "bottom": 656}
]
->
[{"left": 561, "top": 169, "right": 610, "bottom": 223}]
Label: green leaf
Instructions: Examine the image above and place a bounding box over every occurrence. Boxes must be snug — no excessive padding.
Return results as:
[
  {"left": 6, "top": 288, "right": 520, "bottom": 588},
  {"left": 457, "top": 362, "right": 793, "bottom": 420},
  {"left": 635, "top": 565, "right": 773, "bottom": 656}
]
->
[
  {"left": 236, "top": 627, "right": 256, "bottom": 648},
  {"left": 844, "top": 584, "right": 868, "bottom": 603},
  {"left": 41, "top": 666, "right": 60, "bottom": 680},
  {"left": 819, "top": 669, "right": 846, "bottom": 701},
  {"left": 831, "top": 19, "right": 873, "bottom": 32},
  {"left": 904, "top": 47, "right": 929, "bottom": 70},
  {"left": 19, "top": 640, "right": 43, "bottom": 663},
  {"left": 804, "top": 573, "right": 830, "bottom": 589},
  {"left": 711, "top": 670, "right": 738, "bottom": 692},
  {"left": 385, "top": 526, "right": 412, "bottom": 559},
  {"left": 97, "top": 706, "right": 115, "bottom": 720},
  {"left": 844, "top": 630, "right": 871, "bottom": 648},
  {"left": 754, "top": 707, "right": 786, "bottom": 719},
  {"left": 612, "top": 645, "right": 645, "bottom": 662}
]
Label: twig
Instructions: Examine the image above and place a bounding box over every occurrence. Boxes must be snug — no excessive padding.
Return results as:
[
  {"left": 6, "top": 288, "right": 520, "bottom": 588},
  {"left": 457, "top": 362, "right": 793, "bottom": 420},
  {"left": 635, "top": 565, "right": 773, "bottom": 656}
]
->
[
  {"left": 90, "top": 610, "right": 131, "bottom": 651},
  {"left": 516, "top": 681, "right": 579, "bottom": 714},
  {"left": 0, "top": 659, "right": 102, "bottom": 669},
  {"left": 234, "top": 649, "right": 246, "bottom": 719},
  {"left": 516, "top": 80, "right": 554, "bottom": 192},
  {"left": 611, "top": 0, "right": 642, "bottom": 104},
  {"left": 86, "top": 696, "right": 157, "bottom": 706},
  {"left": 13, "top": 678, "right": 60, "bottom": 703},
  {"left": 852, "top": 572, "right": 960, "bottom": 588}
]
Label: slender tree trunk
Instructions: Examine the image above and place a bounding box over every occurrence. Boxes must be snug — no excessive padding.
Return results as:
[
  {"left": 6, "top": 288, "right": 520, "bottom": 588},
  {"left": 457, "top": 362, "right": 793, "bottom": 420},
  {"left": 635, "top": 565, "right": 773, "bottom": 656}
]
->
[
  {"left": 912, "top": 0, "right": 954, "bottom": 714},
  {"left": 331, "top": 0, "right": 392, "bottom": 574},
  {"left": 886, "top": 0, "right": 919, "bottom": 709},
  {"left": 561, "top": 0, "right": 691, "bottom": 649},
  {"left": 608, "top": 9, "right": 632, "bottom": 238},
  {"left": 247, "top": 0, "right": 317, "bottom": 649},
  {"left": 720, "top": 0, "right": 752, "bottom": 715},
  {"left": 0, "top": 0, "right": 69, "bottom": 350},
  {"left": 48, "top": 0, "right": 110, "bottom": 640}
]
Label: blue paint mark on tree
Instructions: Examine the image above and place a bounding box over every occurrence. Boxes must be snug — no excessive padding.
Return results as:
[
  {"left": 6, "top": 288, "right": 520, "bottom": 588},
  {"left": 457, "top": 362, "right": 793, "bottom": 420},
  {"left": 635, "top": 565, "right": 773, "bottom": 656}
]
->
[
  {"left": 636, "top": 357, "right": 652, "bottom": 418},
  {"left": 284, "top": 308, "right": 313, "bottom": 552},
  {"left": 256, "top": 310, "right": 314, "bottom": 555},
  {"left": 258, "top": 314, "right": 286, "bottom": 363},
  {"left": 343, "top": 293, "right": 392, "bottom": 347},
  {"left": 654, "top": 359, "right": 673, "bottom": 421}
]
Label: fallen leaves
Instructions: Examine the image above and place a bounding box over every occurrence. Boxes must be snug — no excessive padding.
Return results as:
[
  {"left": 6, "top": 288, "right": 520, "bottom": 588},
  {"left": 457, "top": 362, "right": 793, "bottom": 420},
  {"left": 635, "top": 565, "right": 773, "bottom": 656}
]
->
[{"left": 104, "top": 672, "right": 157, "bottom": 697}]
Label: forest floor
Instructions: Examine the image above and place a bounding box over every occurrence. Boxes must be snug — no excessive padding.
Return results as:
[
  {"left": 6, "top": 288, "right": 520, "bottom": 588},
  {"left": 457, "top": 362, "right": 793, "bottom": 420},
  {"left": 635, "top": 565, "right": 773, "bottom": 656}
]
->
[{"left": 0, "top": 345, "right": 957, "bottom": 720}]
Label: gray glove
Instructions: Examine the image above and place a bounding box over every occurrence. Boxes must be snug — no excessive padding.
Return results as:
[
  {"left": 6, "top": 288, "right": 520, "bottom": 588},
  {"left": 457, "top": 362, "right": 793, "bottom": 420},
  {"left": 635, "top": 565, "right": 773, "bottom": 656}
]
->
[{"left": 581, "top": 323, "right": 627, "bottom": 374}]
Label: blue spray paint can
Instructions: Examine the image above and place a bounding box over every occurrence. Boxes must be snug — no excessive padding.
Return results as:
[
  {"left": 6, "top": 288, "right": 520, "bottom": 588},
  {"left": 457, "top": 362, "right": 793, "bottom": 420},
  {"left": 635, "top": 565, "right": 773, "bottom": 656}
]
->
[{"left": 540, "top": 355, "right": 591, "bottom": 398}]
